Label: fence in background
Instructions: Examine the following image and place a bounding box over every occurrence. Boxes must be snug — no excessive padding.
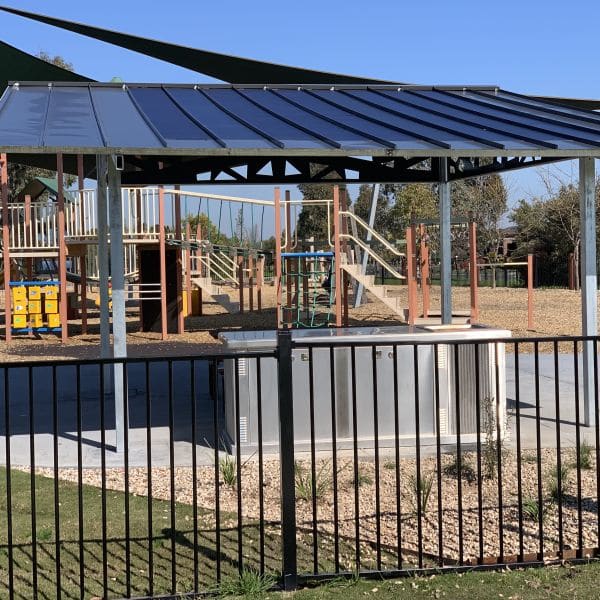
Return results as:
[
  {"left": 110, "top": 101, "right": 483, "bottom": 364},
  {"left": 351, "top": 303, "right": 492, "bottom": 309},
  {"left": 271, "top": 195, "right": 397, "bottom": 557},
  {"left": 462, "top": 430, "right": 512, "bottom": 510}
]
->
[{"left": 0, "top": 333, "right": 598, "bottom": 598}]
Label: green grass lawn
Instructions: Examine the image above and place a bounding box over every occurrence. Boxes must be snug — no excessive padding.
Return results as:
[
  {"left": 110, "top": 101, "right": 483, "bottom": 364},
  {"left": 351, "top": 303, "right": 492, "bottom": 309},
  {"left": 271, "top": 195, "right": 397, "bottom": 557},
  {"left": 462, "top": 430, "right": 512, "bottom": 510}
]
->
[
  {"left": 288, "top": 562, "right": 600, "bottom": 600},
  {"left": 0, "top": 467, "right": 287, "bottom": 599},
  {"left": 2, "top": 466, "right": 599, "bottom": 599}
]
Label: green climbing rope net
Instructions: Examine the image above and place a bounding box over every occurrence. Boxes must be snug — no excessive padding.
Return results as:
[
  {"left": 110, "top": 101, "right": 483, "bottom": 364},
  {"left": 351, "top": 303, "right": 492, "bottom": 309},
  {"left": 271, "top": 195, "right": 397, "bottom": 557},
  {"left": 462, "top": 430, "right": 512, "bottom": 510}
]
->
[{"left": 281, "top": 252, "right": 335, "bottom": 328}]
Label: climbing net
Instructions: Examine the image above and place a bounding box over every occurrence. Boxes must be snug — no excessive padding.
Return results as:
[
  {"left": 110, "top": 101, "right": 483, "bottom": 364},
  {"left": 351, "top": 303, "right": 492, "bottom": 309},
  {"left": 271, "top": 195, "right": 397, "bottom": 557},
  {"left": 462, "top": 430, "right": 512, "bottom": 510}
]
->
[{"left": 281, "top": 252, "right": 335, "bottom": 328}]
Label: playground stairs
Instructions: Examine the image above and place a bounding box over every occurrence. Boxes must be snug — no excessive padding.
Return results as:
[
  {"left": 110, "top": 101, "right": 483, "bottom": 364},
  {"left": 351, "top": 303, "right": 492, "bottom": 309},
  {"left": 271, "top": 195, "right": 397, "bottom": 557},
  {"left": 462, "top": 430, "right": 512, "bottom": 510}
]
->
[
  {"left": 341, "top": 262, "right": 471, "bottom": 325},
  {"left": 341, "top": 262, "right": 408, "bottom": 320},
  {"left": 191, "top": 276, "right": 239, "bottom": 313}
]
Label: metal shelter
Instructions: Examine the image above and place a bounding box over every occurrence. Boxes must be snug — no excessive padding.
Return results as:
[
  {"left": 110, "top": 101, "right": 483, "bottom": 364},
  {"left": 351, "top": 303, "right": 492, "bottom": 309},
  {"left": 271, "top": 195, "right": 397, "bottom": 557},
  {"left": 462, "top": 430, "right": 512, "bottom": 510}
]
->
[{"left": 0, "top": 79, "right": 598, "bottom": 436}]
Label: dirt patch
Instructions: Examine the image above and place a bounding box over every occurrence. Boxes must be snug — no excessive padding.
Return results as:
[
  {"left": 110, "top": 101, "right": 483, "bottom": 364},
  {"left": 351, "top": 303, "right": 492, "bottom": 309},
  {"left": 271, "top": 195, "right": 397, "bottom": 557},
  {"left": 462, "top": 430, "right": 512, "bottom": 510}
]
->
[{"left": 0, "top": 285, "right": 591, "bottom": 362}]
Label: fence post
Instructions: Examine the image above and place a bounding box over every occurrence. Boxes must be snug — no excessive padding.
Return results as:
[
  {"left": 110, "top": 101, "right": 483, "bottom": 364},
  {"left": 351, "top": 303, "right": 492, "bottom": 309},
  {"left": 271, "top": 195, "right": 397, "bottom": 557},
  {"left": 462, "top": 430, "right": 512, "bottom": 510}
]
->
[{"left": 277, "top": 329, "right": 297, "bottom": 590}]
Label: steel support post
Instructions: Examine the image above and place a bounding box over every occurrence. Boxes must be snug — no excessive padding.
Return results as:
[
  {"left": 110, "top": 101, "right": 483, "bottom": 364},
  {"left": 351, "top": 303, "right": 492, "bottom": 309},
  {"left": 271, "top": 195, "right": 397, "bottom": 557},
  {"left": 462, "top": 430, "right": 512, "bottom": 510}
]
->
[
  {"left": 333, "top": 185, "right": 342, "bottom": 327},
  {"left": 354, "top": 183, "right": 380, "bottom": 308},
  {"left": 579, "top": 157, "right": 597, "bottom": 426},
  {"left": 56, "top": 154, "right": 68, "bottom": 342},
  {"left": 108, "top": 156, "right": 127, "bottom": 453},
  {"left": 0, "top": 154, "right": 10, "bottom": 343},
  {"left": 78, "top": 155, "right": 88, "bottom": 334},
  {"left": 96, "top": 155, "right": 111, "bottom": 361},
  {"left": 438, "top": 158, "right": 452, "bottom": 324},
  {"left": 274, "top": 188, "right": 283, "bottom": 327}
]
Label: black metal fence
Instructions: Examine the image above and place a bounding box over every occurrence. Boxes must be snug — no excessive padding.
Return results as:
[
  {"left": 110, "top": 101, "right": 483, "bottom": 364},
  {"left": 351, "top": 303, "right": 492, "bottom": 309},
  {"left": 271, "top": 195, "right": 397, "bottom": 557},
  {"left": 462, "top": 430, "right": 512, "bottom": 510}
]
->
[{"left": 0, "top": 333, "right": 599, "bottom": 598}]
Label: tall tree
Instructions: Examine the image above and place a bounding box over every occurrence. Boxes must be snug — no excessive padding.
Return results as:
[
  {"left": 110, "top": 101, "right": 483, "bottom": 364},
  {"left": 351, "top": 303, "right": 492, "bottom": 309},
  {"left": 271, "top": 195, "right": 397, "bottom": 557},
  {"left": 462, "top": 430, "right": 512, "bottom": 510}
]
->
[
  {"left": 451, "top": 174, "right": 508, "bottom": 259},
  {"left": 295, "top": 183, "right": 348, "bottom": 244},
  {"left": 511, "top": 177, "right": 600, "bottom": 288}
]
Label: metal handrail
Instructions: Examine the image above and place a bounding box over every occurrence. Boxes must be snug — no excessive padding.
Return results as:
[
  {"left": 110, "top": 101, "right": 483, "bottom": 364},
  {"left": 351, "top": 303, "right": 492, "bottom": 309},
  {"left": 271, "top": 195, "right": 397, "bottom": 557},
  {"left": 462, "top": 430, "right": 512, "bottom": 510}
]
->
[
  {"left": 211, "top": 251, "right": 237, "bottom": 280},
  {"left": 340, "top": 234, "right": 406, "bottom": 280},
  {"left": 197, "top": 255, "right": 237, "bottom": 285},
  {"left": 339, "top": 210, "right": 404, "bottom": 256}
]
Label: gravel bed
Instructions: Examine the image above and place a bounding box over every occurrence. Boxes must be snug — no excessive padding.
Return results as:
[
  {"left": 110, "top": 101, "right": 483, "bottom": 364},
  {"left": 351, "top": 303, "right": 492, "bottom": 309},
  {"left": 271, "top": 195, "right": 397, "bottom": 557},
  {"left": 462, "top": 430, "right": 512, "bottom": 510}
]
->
[{"left": 27, "top": 446, "right": 600, "bottom": 568}]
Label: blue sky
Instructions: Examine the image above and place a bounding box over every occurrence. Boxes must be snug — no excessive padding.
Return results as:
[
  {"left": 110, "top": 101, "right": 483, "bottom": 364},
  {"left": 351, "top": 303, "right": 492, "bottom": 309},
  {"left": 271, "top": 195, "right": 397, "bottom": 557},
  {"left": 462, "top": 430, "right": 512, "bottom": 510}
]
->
[{"left": 0, "top": 0, "right": 598, "bottom": 232}]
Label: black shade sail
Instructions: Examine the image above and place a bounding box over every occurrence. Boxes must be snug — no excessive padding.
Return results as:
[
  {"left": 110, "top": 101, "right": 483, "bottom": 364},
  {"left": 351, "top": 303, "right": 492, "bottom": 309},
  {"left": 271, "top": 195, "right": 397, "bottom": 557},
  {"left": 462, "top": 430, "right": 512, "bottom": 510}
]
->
[
  {"left": 0, "top": 40, "right": 92, "bottom": 93},
  {"left": 0, "top": 5, "right": 389, "bottom": 85}
]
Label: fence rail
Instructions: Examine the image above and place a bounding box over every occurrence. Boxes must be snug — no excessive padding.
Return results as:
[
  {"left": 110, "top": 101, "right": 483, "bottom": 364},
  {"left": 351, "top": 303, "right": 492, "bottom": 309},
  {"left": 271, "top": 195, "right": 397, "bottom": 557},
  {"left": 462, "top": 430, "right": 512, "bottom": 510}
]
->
[{"left": 0, "top": 333, "right": 598, "bottom": 598}]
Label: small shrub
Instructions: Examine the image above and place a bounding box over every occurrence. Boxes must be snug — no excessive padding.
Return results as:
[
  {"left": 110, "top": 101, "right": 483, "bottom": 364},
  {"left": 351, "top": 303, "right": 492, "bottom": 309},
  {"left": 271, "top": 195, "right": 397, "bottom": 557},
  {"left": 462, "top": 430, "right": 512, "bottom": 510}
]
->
[
  {"left": 37, "top": 528, "right": 53, "bottom": 542},
  {"left": 295, "top": 461, "right": 331, "bottom": 502},
  {"left": 548, "top": 464, "right": 570, "bottom": 502},
  {"left": 443, "top": 453, "right": 477, "bottom": 484},
  {"left": 384, "top": 460, "right": 396, "bottom": 470},
  {"left": 408, "top": 471, "right": 434, "bottom": 515},
  {"left": 522, "top": 497, "right": 547, "bottom": 523},
  {"left": 578, "top": 440, "right": 594, "bottom": 470},
  {"left": 220, "top": 454, "right": 237, "bottom": 487},
  {"left": 481, "top": 396, "right": 508, "bottom": 479},
  {"left": 353, "top": 468, "right": 373, "bottom": 488},
  {"left": 217, "top": 568, "right": 276, "bottom": 597}
]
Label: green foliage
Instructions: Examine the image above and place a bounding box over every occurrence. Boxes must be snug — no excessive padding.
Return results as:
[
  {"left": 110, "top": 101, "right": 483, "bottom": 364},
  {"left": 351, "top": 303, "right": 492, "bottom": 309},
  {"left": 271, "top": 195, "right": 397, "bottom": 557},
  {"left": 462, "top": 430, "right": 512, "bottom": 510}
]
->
[
  {"left": 408, "top": 471, "right": 434, "bottom": 515},
  {"left": 522, "top": 497, "right": 548, "bottom": 523},
  {"left": 547, "top": 464, "right": 570, "bottom": 502},
  {"left": 443, "top": 453, "right": 477, "bottom": 484},
  {"left": 510, "top": 176, "right": 600, "bottom": 287},
  {"left": 295, "top": 182, "right": 342, "bottom": 242},
  {"left": 352, "top": 468, "right": 373, "bottom": 488},
  {"left": 450, "top": 174, "right": 508, "bottom": 258},
  {"left": 578, "top": 440, "right": 594, "bottom": 470},
  {"left": 220, "top": 455, "right": 237, "bottom": 487},
  {"left": 217, "top": 568, "right": 276, "bottom": 597},
  {"left": 184, "top": 212, "right": 229, "bottom": 244},
  {"left": 294, "top": 461, "right": 331, "bottom": 502},
  {"left": 481, "top": 396, "right": 508, "bottom": 480}
]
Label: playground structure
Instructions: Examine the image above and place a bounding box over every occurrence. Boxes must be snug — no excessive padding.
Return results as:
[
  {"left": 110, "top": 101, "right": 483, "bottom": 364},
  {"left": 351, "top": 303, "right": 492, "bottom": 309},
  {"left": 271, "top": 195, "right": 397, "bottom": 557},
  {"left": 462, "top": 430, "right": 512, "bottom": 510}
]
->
[
  {"left": 0, "top": 163, "right": 538, "bottom": 339},
  {"left": 0, "top": 157, "right": 271, "bottom": 342}
]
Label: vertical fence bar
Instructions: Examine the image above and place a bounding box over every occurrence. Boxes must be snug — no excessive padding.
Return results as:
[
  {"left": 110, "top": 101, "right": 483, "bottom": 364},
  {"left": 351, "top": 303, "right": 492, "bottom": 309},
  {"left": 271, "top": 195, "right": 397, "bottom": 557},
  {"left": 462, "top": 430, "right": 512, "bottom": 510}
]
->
[
  {"left": 234, "top": 357, "right": 243, "bottom": 574},
  {"left": 277, "top": 329, "right": 297, "bottom": 590},
  {"left": 494, "top": 343, "right": 504, "bottom": 563},
  {"left": 52, "top": 365, "right": 61, "bottom": 599},
  {"left": 100, "top": 363, "right": 108, "bottom": 597},
  {"left": 76, "top": 365, "right": 85, "bottom": 600},
  {"left": 123, "top": 361, "right": 131, "bottom": 598},
  {"left": 414, "top": 345, "right": 423, "bottom": 569},
  {"left": 594, "top": 340, "right": 600, "bottom": 551},
  {"left": 453, "top": 345, "right": 464, "bottom": 565},
  {"left": 514, "top": 343, "right": 524, "bottom": 562},
  {"left": 350, "top": 346, "right": 361, "bottom": 570},
  {"left": 573, "top": 341, "right": 583, "bottom": 556},
  {"left": 145, "top": 361, "right": 154, "bottom": 597},
  {"left": 190, "top": 360, "right": 199, "bottom": 590},
  {"left": 433, "top": 344, "right": 444, "bottom": 567},
  {"left": 329, "top": 346, "right": 340, "bottom": 573},
  {"left": 168, "top": 360, "right": 177, "bottom": 593},
  {"left": 534, "top": 342, "right": 544, "bottom": 559},
  {"left": 211, "top": 357, "right": 222, "bottom": 583},
  {"left": 392, "top": 345, "right": 403, "bottom": 569},
  {"left": 553, "top": 341, "right": 564, "bottom": 556},
  {"left": 4, "top": 367, "right": 13, "bottom": 600},
  {"left": 474, "top": 343, "right": 484, "bottom": 563},
  {"left": 28, "top": 366, "right": 38, "bottom": 597},
  {"left": 371, "top": 346, "right": 382, "bottom": 570},
  {"left": 256, "top": 356, "right": 266, "bottom": 574},
  {"left": 308, "top": 346, "right": 319, "bottom": 574}
]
